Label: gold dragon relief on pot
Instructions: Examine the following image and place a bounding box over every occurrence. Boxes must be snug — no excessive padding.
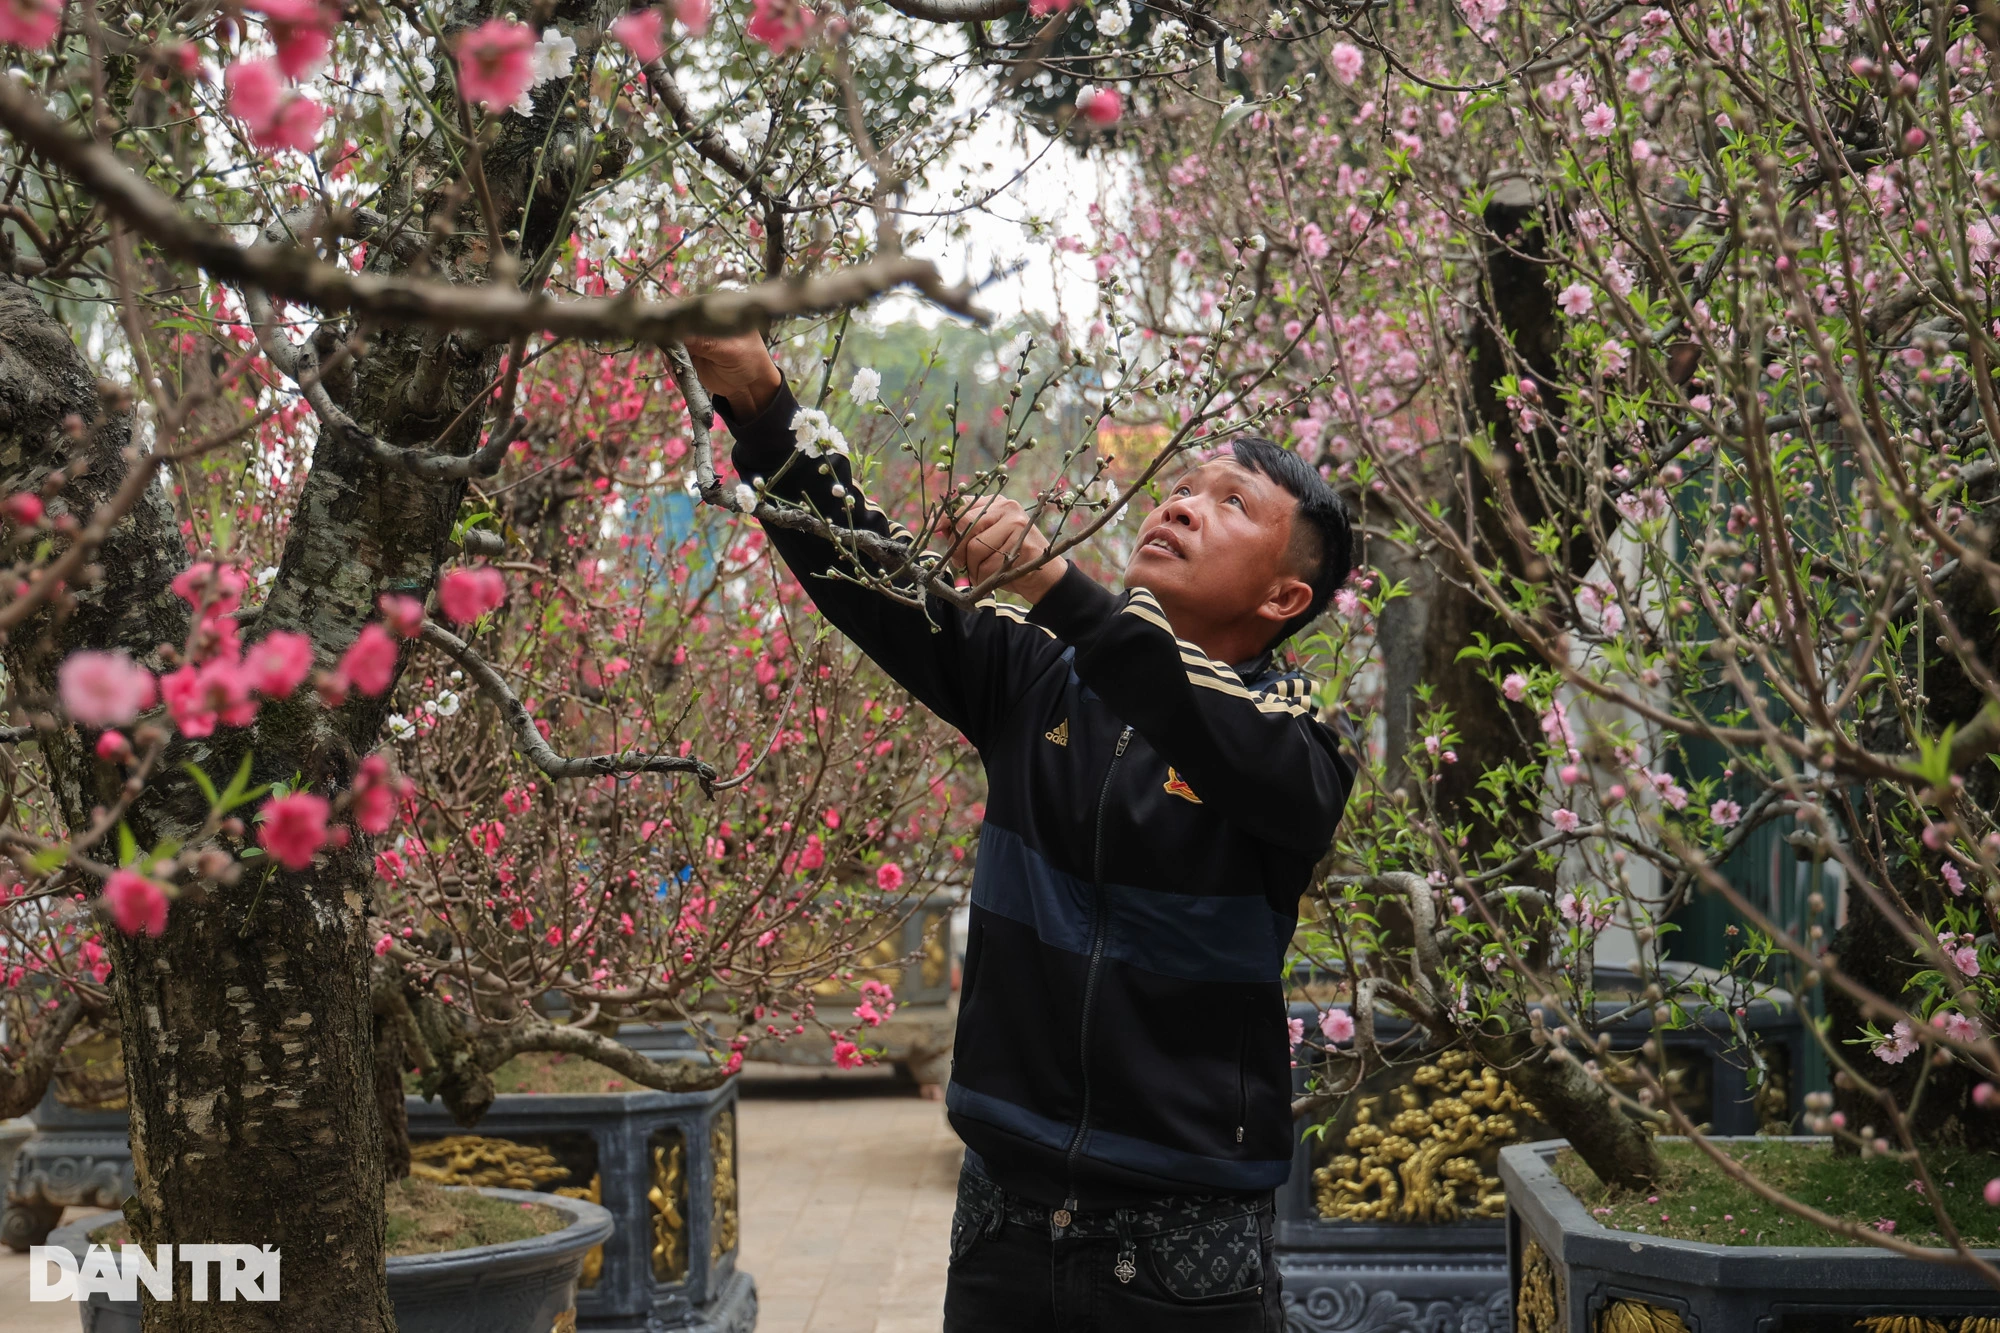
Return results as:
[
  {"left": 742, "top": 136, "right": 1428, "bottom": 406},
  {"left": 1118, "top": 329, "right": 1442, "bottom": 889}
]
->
[
  {"left": 1516, "top": 1238, "right": 1562, "bottom": 1333},
  {"left": 710, "top": 1109, "right": 739, "bottom": 1262},
  {"left": 407, "top": 1135, "right": 605, "bottom": 1290},
  {"left": 1860, "top": 1319, "right": 2000, "bottom": 1332},
  {"left": 648, "top": 1129, "right": 690, "bottom": 1283},
  {"left": 1313, "top": 1050, "right": 1540, "bottom": 1224},
  {"left": 1598, "top": 1299, "right": 1691, "bottom": 1332}
]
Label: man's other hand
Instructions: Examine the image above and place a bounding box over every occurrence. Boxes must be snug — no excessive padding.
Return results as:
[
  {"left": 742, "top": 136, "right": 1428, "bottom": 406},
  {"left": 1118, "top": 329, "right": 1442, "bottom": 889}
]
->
[
  {"left": 947, "top": 496, "right": 1068, "bottom": 604},
  {"left": 682, "top": 332, "right": 784, "bottom": 417}
]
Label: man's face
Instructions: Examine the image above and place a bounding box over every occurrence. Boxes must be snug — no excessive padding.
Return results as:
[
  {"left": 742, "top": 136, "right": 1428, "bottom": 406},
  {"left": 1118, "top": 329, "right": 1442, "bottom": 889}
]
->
[{"left": 1122, "top": 458, "right": 1307, "bottom": 652}]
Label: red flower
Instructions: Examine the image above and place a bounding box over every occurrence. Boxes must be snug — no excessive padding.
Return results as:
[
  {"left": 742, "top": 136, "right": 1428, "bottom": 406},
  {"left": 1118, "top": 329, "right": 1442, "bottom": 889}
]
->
[
  {"left": 455, "top": 18, "right": 535, "bottom": 109},
  {"left": 610, "top": 8, "right": 666, "bottom": 63},
  {"left": 1027, "top": 0, "right": 1071, "bottom": 13},
  {"left": 746, "top": 0, "right": 813, "bottom": 52},
  {"left": 253, "top": 0, "right": 336, "bottom": 79},
  {"left": 103, "top": 870, "right": 169, "bottom": 937},
  {"left": 58, "top": 650, "right": 156, "bottom": 728},
  {"left": 0, "top": 0, "right": 63, "bottom": 49},
  {"left": 832, "top": 1037, "right": 863, "bottom": 1069},
  {"left": 336, "top": 623, "right": 399, "bottom": 696},
  {"left": 1078, "top": 87, "right": 1122, "bottom": 126},
  {"left": 875, "top": 861, "right": 904, "bottom": 891},
  {"left": 378, "top": 593, "right": 425, "bottom": 639},
  {"left": 243, "top": 631, "right": 314, "bottom": 698},
  {"left": 160, "top": 659, "right": 254, "bottom": 737},
  {"left": 677, "top": 0, "right": 711, "bottom": 33},
  {"left": 258, "top": 791, "right": 330, "bottom": 870},
  {"left": 438, "top": 566, "right": 508, "bottom": 624},
  {"left": 171, "top": 560, "right": 248, "bottom": 616},
  {"left": 2, "top": 492, "right": 43, "bottom": 525},
  {"left": 350, "top": 754, "right": 400, "bottom": 834}
]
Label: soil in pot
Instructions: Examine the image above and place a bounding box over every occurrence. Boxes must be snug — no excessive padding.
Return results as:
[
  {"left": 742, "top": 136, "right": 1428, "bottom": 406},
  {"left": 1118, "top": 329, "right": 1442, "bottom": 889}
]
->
[
  {"left": 1554, "top": 1140, "right": 2000, "bottom": 1247},
  {"left": 405, "top": 1051, "right": 641, "bottom": 1096},
  {"left": 85, "top": 1179, "right": 568, "bottom": 1256}
]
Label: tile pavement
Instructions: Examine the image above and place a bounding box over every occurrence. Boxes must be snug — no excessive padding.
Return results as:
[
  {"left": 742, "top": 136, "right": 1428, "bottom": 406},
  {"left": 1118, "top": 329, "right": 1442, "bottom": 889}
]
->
[{"left": 0, "top": 1067, "right": 960, "bottom": 1333}]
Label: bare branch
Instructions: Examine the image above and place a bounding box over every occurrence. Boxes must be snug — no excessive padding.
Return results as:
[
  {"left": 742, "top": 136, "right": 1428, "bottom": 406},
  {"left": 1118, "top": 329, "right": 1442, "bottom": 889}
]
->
[
  {"left": 0, "top": 994, "right": 88, "bottom": 1119},
  {"left": 419, "top": 622, "right": 720, "bottom": 790},
  {"left": 473, "top": 1011, "right": 728, "bottom": 1094}
]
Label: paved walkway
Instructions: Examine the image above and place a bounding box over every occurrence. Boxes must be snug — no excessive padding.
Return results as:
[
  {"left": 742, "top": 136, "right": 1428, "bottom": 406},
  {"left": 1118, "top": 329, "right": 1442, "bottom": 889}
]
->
[{"left": 0, "top": 1068, "right": 960, "bottom": 1333}]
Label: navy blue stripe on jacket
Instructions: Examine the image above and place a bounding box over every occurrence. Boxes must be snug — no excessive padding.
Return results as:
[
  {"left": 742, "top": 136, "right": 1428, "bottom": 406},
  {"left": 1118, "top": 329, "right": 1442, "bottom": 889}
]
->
[{"left": 719, "top": 380, "right": 1352, "bottom": 1206}]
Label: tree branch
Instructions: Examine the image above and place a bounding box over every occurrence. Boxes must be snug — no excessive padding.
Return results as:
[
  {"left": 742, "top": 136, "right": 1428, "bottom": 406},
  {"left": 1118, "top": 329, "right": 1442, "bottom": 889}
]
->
[
  {"left": 419, "top": 622, "right": 720, "bottom": 790},
  {"left": 0, "top": 78, "right": 986, "bottom": 343},
  {"left": 473, "top": 1012, "right": 728, "bottom": 1095},
  {"left": 880, "top": 0, "right": 1025, "bottom": 18},
  {"left": 0, "top": 994, "right": 88, "bottom": 1119}
]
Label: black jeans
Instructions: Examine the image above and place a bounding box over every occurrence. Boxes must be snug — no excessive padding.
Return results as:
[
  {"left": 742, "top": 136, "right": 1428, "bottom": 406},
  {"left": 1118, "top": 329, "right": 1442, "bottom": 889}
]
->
[{"left": 942, "top": 1157, "right": 1283, "bottom": 1332}]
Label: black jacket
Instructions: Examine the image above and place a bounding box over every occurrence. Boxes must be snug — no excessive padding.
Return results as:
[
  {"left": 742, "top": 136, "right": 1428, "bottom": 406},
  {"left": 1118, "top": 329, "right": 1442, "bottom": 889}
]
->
[{"left": 721, "top": 382, "right": 1353, "bottom": 1206}]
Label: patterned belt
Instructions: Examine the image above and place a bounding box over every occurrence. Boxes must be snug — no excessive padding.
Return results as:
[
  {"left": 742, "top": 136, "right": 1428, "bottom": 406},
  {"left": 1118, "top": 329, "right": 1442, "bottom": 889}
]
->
[{"left": 956, "top": 1157, "right": 1270, "bottom": 1241}]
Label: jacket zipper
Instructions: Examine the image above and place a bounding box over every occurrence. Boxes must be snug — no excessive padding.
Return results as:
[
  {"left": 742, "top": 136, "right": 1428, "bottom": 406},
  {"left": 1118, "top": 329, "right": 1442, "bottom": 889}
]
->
[
  {"left": 1064, "top": 724, "right": 1133, "bottom": 1202},
  {"left": 1236, "top": 1003, "right": 1250, "bottom": 1144}
]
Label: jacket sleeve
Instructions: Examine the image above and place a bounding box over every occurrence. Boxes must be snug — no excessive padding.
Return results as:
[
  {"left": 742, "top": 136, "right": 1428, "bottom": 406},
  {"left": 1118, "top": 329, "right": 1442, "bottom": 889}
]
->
[
  {"left": 717, "top": 379, "right": 1061, "bottom": 751},
  {"left": 1025, "top": 563, "right": 1352, "bottom": 857}
]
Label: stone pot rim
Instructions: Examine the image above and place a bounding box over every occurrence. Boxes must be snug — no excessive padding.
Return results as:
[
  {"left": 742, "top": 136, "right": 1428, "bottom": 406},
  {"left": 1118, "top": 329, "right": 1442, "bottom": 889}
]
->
[
  {"left": 48, "top": 1185, "right": 613, "bottom": 1280},
  {"left": 1500, "top": 1136, "right": 2000, "bottom": 1290}
]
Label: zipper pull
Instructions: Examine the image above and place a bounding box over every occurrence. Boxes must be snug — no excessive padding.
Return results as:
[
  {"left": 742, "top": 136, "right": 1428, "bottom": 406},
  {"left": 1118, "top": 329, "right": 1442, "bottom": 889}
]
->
[
  {"left": 1236, "top": 1126, "right": 1244, "bottom": 1143},
  {"left": 1114, "top": 726, "right": 1132, "bottom": 756}
]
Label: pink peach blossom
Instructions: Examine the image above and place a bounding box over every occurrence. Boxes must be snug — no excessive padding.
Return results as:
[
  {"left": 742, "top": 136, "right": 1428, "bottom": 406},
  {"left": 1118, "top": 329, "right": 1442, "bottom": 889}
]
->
[
  {"left": 378, "top": 593, "right": 425, "bottom": 639},
  {"left": 0, "top": 0, "right": 62, "bottom": 49},
  {"left": 1329, "top": 42, "right": 1365, "bottom": 85},
  {"left": 875, "top": 861, "right": 904, "bottom": 891},
  {"left": 58, "top": 650, "right": 156, "bottom": 728},
  {"left": 337, "top": 623, "right": 399, "bottom": 696},
  {"left": 1319, "top": 1007, "right": 1355, "bottom": 1043},
  {"left": 103, "top": 869, "right": 168, "bottom": 937},
  {"left": 254, "top": 0, "right": 336, "bottom": 78},
  {"left": 1078, "top": 87, "right": 1122, "bottom": 126},
  {"left": 747, "top": 0, "right": 813, "bottom": 52},
  {"left": 455, "top": 18, "right": 536, "bottom": 109},
  {"left": 259, "top": 791, "right": 330, "bottom": 870},
  {"left": 610, "top": 8, "right": 666, "bottom": 63},
  {"left": 439, "top": 566, "right": 508, "bottom": 623},
  {"left": 243, "top": 631, "right": 314, "bottom": 698},
  {"left": 677, "top": 0, "right": 711, "bottom": 31}
]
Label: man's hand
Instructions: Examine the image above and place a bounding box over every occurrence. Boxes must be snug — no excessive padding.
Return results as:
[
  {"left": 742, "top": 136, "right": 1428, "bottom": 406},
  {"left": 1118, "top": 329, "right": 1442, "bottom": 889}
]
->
[
  {"left": 682, "top": 331, "right": 784, "bottom": 417},
  {"left": 947, "top": 496, "right": 1068, "bottom": 603}
]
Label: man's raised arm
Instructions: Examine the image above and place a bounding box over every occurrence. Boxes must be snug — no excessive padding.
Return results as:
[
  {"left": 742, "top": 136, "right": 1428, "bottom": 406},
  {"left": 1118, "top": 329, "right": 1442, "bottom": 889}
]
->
[{"left": 683, "top": 334, "right": 1061, "bottom": 750}]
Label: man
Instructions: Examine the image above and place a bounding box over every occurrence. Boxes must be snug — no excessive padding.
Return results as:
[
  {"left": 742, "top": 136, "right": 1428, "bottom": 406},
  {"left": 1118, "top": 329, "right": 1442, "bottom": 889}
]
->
[{"left": 687, "top": 332, "right": 1353, "bottom": 1332}]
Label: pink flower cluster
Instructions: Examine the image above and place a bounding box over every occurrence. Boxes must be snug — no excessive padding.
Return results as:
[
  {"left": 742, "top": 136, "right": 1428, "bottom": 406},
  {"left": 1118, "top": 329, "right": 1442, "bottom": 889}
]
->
[
  {"left": 103, "top": 869, "right": 168, "bottom": 937},
  {"left": 153, "top": 564, "right": 315, "bottom": 739},
  {"left": 439, "top": 566, "right": 508, "bottom": 624},
  {"left": 224, "top": 3, "right": 336, "bottom": 153},
  {"left": 0, "top": 0, "right": 62, "bottom": 50},
  {"left": 58, "top": 650, "right": 156, "bottom": 729},
  {"left": 747, "top": 0, "right": 813, "bottom": 52},
  {"left": 456, "top": 18, "right": 535, "bottom": 109}
]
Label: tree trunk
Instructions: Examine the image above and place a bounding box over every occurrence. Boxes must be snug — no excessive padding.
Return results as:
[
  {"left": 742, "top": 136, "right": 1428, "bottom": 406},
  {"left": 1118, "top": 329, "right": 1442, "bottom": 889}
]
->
[{"left": 1446, "top": 179, "right": 1663, "bottom": 1186}]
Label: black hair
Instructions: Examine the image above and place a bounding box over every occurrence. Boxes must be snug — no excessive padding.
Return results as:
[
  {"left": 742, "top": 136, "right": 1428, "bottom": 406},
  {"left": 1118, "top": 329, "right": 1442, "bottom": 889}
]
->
[{"left": 1229, "top": 436, "right": 1355, "bottom": 651}]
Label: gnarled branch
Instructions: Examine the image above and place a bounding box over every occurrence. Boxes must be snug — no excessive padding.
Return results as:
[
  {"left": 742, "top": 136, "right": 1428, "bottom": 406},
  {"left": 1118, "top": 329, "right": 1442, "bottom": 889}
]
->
[
  {"left": 0, "top": 78, "right": 985, "bottom": 344},
  {"left": 419, "top": 622, "right": 719, "bottom": 790}
]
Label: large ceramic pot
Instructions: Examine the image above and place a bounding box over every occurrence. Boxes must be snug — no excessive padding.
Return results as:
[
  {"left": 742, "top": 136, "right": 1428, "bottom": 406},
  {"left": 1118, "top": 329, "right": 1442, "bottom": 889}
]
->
[
  {"left": 1276, "top": 964, "right": 1805, "bottom": 1331},
  {"left": 47, "top": 1186, "right": 613, "bottom": 1333},
  {"left": 3, "top": 1087, "right": 134, "bottom": 1251},
  {"left": 404, "top": 1076, "right": 754, "bottom": 1333},
  {"left": 1499, "top": 1138, "right": 2000, "bottom": 1330}
]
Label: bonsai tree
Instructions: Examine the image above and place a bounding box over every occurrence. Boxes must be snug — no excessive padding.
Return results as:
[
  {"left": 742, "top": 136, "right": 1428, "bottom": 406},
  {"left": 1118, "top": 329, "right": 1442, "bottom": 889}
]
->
[
  {"left": 0, "top": 0, "right": 1333, "bottom": 1326},
  {"left": 1066, "top": 0, "right": 2000, "bottom": 1283}
]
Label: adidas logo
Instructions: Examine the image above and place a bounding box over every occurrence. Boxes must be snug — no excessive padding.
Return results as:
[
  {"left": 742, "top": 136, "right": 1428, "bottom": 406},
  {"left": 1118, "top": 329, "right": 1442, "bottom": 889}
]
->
[{"left": 1044, "top": 719, "right": 1068, "bottom": 746}]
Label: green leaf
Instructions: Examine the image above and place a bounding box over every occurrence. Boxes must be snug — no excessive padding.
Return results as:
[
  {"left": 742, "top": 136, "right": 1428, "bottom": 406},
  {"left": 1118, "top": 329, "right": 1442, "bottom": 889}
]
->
[
  {"left": 29, "top": 846, "right": 66, "bottom": 875},
  {"left": 116, "top": 823, "right": 137, "bottom": 869},
  {"left": 1212, "top": 98, "right": 1255, "bottom": 145},
  {"left": 183, "top": 761, "right": 221, "bottom": 809}
]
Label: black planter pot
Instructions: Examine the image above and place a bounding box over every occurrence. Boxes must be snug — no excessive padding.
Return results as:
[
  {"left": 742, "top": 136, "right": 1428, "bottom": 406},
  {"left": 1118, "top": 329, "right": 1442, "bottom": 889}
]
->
[
  {"left": 48, "top": 1186, "right": 613, "bottom": 1333},
  {"left": 2, "top": 1087, "right": 133, "bottom": 1252},
  {"left": 404, "top": 1077, "right": 754, "bottom": 1333},
  {"left": 1276, "top": 964, "right": 1806, "bottom": 1331},
  {"left": 1500, "top": 1138, "right": 2000, "bottom": 1330}
]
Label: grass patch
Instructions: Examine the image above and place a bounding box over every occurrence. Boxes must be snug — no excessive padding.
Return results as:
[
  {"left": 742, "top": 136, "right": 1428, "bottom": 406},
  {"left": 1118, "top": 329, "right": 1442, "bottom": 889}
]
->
[
  {"left": 1553, "top": 1140, "right": 2000, "bottom": 1248},
  {"left": 88, "top": 1179, "right": 567, "bottom": 1257},
  {"left": 403, "top": 1051, "right": 637, "bottom": 1097}
]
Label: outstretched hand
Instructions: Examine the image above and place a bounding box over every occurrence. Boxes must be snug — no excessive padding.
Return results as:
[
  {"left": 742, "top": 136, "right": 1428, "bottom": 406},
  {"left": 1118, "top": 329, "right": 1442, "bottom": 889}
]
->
[
  {"left": 947, "top": 496, "right": 1068, "bottom": 604},
  {"left": 682, "top": 331, "right": 784, "bottom": 417}
]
